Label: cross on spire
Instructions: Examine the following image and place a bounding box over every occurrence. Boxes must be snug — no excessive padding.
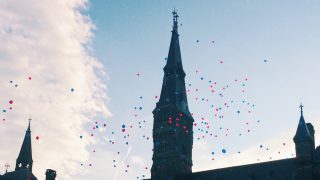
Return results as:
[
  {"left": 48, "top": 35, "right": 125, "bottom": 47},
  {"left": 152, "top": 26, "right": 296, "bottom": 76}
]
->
[
  {"left": 28, "top": 115, "right": 32, "bottom": 132},
  {"left": 299, "top": 103, "right": 304, "bottom": 115}
]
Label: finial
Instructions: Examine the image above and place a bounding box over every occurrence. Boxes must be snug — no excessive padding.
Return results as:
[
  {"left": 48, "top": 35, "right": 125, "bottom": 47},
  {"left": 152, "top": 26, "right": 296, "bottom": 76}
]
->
[
  {"left": 27, "top": 114, "right": 32, "bottom": 131},
  {"left": 172, "top": 9, "right": 179, "bottom": 32},
  {"left": 5, "top": 162, "right": 10, "bottom": 173},
  {"left": 172, "top": 9, "right": 179, "bottom": 23},
  {"left": 299, "top": 103, "right": 304, "bottom": 115}
]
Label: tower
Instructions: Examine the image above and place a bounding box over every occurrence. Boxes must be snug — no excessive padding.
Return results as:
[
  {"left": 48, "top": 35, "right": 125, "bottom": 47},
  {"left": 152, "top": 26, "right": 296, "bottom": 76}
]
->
[
  {"left": 151, "top": 10, "right": 194, "bottom": 180},
  {"left": 293, "top": 104, "right": 314, "bottom": 180},
  {"left": 45, "top": 169, "right": 57, "bottom": 180},
  {"left": 15, "top": 118, "right": 33, "bottom": 172}
]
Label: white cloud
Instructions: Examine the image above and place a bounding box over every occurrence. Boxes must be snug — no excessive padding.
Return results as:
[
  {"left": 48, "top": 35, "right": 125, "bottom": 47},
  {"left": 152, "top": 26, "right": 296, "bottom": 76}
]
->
[
  {"left": 0, "top": 0, "right": 110, "bottom": 179},
  {"left": 193, "top": 117, "right": 320, "bottom": 173}
]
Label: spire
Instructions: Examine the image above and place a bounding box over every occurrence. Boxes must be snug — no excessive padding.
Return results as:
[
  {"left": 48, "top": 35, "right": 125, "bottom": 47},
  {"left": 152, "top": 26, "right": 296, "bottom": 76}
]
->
[
  {"left": 294, "top": 104, "right": 313, "bottom": 142},
  {"left": 15, "top": 117, "right": 33, "bottom": 172},
  {"left": 157, "top": 10, "right": 191, "bottom": 116},
  {"left": 163, "top": 10, "right": 184, "bottom": 75}
]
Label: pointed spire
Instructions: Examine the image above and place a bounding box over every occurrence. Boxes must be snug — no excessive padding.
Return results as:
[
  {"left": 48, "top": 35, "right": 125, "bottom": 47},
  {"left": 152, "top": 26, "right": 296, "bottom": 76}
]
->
[
  {"left": 156, "top": 11, "right": 191, "bottom": 117},
  {"left": 15, "top": 117, "right": 33, "bottom": 172},
  {"left": 294, "top": 103, "right": 313, "bottom": 142},
  {"left": 163, "top": 10, "right": 185, "bottom": 75}
]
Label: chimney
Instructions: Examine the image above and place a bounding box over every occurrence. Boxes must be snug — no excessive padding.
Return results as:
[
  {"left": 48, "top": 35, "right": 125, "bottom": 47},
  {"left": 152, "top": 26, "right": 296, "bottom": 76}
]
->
[{"left": 45, "top": 169, "right": 56, "bottom": 180}]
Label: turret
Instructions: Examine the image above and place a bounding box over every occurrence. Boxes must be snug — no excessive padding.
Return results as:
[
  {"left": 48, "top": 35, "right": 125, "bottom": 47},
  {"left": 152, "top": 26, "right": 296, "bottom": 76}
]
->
[
  {"left": 293, "top": 104, "right": 314, "bottom": 159},
  {"left": 293, "top": 104, "right": 314, "bottom": 180}
]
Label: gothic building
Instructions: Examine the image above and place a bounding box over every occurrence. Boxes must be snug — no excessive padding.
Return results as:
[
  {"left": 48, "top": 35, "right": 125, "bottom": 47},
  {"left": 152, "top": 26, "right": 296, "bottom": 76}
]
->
[
  {"left": 0, "top": 119, "right": 57, "bottom": 180},
  {"left": 151, "top": 11, "right": 320, "bottom": 180}
]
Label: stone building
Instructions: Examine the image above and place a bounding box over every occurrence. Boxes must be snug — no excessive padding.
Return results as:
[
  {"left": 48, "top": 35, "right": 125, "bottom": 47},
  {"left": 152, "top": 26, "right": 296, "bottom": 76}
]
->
[{"left": 151, "top": 11, "right": 320, "bottom": 180}]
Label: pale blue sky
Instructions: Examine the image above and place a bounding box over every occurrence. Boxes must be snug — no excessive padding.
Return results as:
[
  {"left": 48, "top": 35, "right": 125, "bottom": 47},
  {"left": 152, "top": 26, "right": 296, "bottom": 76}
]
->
[{"left": 85, "top": 1, "right": 320, "bottom": 179}]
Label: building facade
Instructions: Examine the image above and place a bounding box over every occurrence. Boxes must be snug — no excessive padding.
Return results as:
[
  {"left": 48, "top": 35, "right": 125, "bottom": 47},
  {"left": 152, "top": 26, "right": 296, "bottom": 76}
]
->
[
  {"left": 151, "top": 11, "right": 320, "bottom": 180},
  {"left": 0, "top": 119, "right": 56, "bottom": 180}
]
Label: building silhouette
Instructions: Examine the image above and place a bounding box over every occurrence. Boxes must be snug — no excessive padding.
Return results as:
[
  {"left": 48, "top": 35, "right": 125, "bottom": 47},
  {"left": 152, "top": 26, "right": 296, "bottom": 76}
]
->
[
  {"left": 151, "top": 11, "right": 320, "bottom": 180},
  {"left": 0, "top": 118, "right": 56, "bottom": 180}
]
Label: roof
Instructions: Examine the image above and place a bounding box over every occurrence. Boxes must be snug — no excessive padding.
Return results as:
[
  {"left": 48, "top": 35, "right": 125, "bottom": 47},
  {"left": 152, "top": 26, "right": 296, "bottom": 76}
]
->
[
  {"left": 0, "top": 169, "right": 37, "bottom": 180},
  {"left": 183, "top": 158, "right": 295, "bottom": 180}
]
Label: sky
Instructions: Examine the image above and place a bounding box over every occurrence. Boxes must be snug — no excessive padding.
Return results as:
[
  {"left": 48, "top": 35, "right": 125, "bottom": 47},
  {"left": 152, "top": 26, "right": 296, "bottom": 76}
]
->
[{"left": 1, "top": 0, "right": 320, "bottom": 180}]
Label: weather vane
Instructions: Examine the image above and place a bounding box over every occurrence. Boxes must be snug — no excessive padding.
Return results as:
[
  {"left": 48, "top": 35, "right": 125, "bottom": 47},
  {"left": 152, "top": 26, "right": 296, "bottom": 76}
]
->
[{"left": 5, "top": 162, "right": 9, "bottom": 173}]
